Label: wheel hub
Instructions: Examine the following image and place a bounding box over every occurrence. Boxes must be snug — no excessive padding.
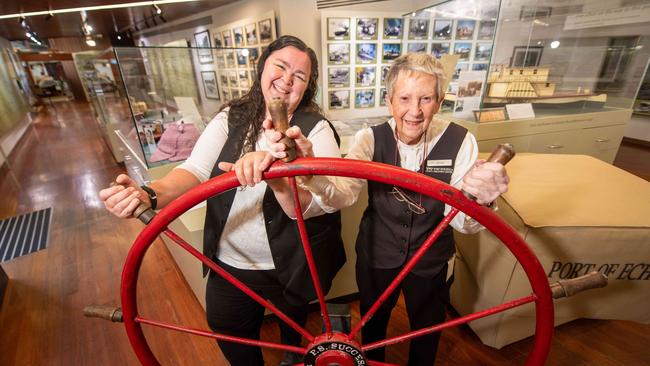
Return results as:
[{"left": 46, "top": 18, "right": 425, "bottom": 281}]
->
[{"left": 304, "top": 333, "right": 366, "bottom": 366}]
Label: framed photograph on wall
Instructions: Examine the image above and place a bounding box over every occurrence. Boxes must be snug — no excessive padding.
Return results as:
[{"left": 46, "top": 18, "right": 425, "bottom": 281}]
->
[
  {"left": 357, "top": 18, "right": 378, "bottom": 40},
  {"left": 453, "top": 42, "right": 472, "bottom": 61},
  {"left": 355, "top": 89, "right": 375, "bottom": 108},
  {"left": 452, "top": 62, "right": 469, "bottom": 80},
  {"left": 228, "top": 71, "right": 238, "bottom": 86},
  {"left": 201, "top": 71, "right": 220, "bottom": 100},
  {"left": 233, "top": 27, "right": 244, "bottom": 47},
  {"left": 408, "top": 18, "right": 429, "bottom": 39},
  {"left": 248, "top": 47, "right": 260, "bottom": 67},
  {"left": 328, "top": 43, "right": 350, "bottom": 65},
  {"left": 433, "top": 19, "right": 452, "bottom": 40},
  {"left": 194, "top": 30, "right": 213, "bottom": 64},
  {"left": 477, "top": 20, "right": 496, "bottom": 40},
  {"left": 381, "top": 65, "right": 389, "bottom": 82},
  {"left": 407, "top": 42, "right": 427, "bottom": 54},
  {"left": 472, "top": 63, "right": 489, "bottom": 71},
  {"left": 328, "top": 67, "right": 350, "bottom": 87},
  {"left": 383, "top": 18, "right": 403, "bottom": 39},
  {"left": 431, "top": 43, "right": 450, "bottom": 58},
  {"left": 511, "top": 46, "right": 543, "bottom": 67},
  {"left": 355, "top": 66, "right": 376, "bottom": 87},
  {"left": 219, "top": 72, "right": 228, "bottom": 87},
  {"left": 236, "top": 49, "right": 247, "bottom": 66},
  {"left": 328, "top": 18, "right": 350, "bottom": 40},
  {"left": 382, "top": 43, "right": 401, "bottom": 62},
  {"left": 222, "top": 30, "right": 233, "bottom": 47},
  {"left": 329, "top": 90, "right": 350, "bottom": 109},
  {"left": 456, "top": 20, "right": 476, "bottom": 40},
  {"left": 474, "top": 43, "right": 492, "bottom": 62},
  {"left": 356, "top": 43, "right": 377, "bottom": 64},
  {"left": 379, "top": 87, "right": 388, "bottom": 106},
  {"left": 238, "top": 70, "right": 250, "bottom": 88},
  {"left": 259, "top": 19, "right": 273, "bottom": 43},
  {"left": 245, "top": 23, "right": 258, "bottom": 45},
  {"left": 225, "top": 51, "right": 236, "bottom": 68},
  {"left": 214, "top": 32, "right": 223, "bottom": 48}
]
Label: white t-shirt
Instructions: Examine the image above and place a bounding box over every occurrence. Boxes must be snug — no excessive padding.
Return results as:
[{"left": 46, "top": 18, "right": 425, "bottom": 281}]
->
[{"left": 177, "top": 110, "right": 341, "bottom": 269}]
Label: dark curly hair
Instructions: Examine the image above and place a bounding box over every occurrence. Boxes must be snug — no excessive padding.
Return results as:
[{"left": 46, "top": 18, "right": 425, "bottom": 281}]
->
[{"left": 221, "top": 35, "right": 320, "bottom": 156}]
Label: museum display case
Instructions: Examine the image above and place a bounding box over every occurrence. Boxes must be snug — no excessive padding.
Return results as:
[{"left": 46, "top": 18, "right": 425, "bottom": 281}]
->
[
  {"left": 323, "top": 0, "right": 650, "bottom": 163},
  {"left": 111, "top": 45, "right": 256, "bottom": 178}
]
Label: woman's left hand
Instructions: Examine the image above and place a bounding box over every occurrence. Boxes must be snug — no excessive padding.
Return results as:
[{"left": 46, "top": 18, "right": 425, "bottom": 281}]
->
[
  {"left": 218, "top": 151, "right": 276, "bottom": 187},
  {"left": 461, "top": 159, "right": 510, "bottom": 206}
]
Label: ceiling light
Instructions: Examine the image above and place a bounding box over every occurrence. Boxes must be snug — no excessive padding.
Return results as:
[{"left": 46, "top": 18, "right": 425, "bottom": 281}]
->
[
  {"left": 550, "top": 41, "right": 560, "bottom": 49},
  {"left": 153, "top": 4, "right": 162, "bottom": 15},
  {"left": 0, "top": 0, "right": 199, "bottom": 20},
  {"left": 117, "top": 34, "right": 122, "bottom": 40},
  {"left": 86, "top": 36, "right": 96, "bottom": 47}
]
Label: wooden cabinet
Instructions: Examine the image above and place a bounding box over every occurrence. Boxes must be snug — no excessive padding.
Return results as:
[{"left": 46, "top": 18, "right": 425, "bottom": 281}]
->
[{"left": 442, "top": 108, "right": 632, "bottom": 163}]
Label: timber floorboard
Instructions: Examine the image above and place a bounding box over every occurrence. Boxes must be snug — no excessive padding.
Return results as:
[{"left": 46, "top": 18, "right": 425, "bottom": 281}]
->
[{"left": 0, "top": 100, "right": 649, "bottom": 365}]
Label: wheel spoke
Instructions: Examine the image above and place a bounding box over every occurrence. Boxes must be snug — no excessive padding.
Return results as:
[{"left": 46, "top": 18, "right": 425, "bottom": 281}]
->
[
  {"left": 288, "top": 177, "right": 332, "bottom": 335},
  {"left": 162, "top": 228, "right": 314, "bottom": 342},
  {"left": 135, "top": 316, "right": 306, "bottom": 354},
  {"left": 348, "top": 208, "right": 460, "bottom": 340},
  {"left": 362, "top": 293, "right": 537, "bottom": 352}
]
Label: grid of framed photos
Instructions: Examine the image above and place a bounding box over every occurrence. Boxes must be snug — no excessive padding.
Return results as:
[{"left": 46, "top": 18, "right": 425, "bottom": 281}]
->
[
  {"left": 210, "top": 13, "right": 276, "bottom": 103},
  {"left": 322, "top": 12, "right": 497, "bottom": 115},
  {"left": 325, "top": 16, "right": 405, "bottom": 111}
]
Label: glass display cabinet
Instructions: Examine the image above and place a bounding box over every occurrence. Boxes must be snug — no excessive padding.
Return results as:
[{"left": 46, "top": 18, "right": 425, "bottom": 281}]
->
[
  {"left": 425, "top": 0, "right": 650, "bottom": 162},
  {"left": 78, "top": 49, "right": 129, "bottom": 163},
  {"left": 111, "top": 46, "right": 256, "bottom": 180}
]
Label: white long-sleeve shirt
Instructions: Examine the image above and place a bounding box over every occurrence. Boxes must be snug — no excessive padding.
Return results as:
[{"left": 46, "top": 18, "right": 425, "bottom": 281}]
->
[
  {"left": 177, "top": 110, "right": 341, "bottom": 269},
  {"left": 302, "top": 117, "right": 485, "bottom": 234}
]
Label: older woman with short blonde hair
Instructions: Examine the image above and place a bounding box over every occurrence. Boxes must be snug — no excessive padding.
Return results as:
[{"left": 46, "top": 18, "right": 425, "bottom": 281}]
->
[{"left": 253, "top": 52, "right": 510, "bottom": 365}]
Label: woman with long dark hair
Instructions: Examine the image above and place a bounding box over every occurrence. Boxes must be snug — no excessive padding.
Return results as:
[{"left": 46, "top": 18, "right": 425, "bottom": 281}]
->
[{"left": 100, "top": 35, "right": 345, "bottom": 365}]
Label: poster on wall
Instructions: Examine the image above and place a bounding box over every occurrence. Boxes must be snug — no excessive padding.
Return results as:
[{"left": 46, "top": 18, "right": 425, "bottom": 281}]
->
[
  {"left": 329, "top": 90, "right": 350, "bottom": 109},
  {"left": 328, "top": 67, "right": 350, "bottom": 87},
  {"left": 477, "top": 20, "right": 496, "bottom": 40},
  {"left": 226, "top": 51, "right": 236, "bottom": 68},
  {"left": 194, "top": 30, "right": 213, "bottom": 64},
  {"left": 233, "top": 27, "right": 244, "bottom": 47},
  {"left": 379, "top": 87, "right": 387, "bottom": 106},
  {"left": 355, "top": 66, "right": 376, "bottom": 87},
  {"left": 456, "top": 20, "right": 476, "bottom": 40},
  {"left": 245, "top": 23, "right": 258, "bottom": 45},
  {"left": 383, "top": 18, "right": 403, "bottom": 39},
  {"left": 382, "top": 43, "right": 401, "bottom": 62},
  {"left": 474, "top": 43, "right": 492, "bottom": 62},
  {"left": 433, "top": 19, "right": 452, "bottom": 40},
  {"left": 258, "top": 19, "right": 273, "bottom": 43},
  {"left": 236, "top": 50, "right": 247, "bottom": 66},
  {"left": 223, "top": 30, "right": 233, "bottom": 47},
  {"left": 431, "top": 43, "right": 450, "bottom": 58},
  {"left": 238, "top": 70, "right": 250, "bottom": 88},
  {"left": 381, "top": 65, "right": 389, "bottom": 82},
  {"left": 454, "top": 70, "right": 486, "bottom": 119},
  {"left": 201, "top": 71, "right": 220, "bottom": 100},
  {"left": 407, "top": 43, "right": 427, "bottom": 54},
  {"left": 355, "top": 89, "right": 375, "bottom": 108},
  {"left": 357, "top": 18, "right": 378, "bottom": 40},
  {"left": 214, "top": 32, "right": 223, "bottom": 48},
  {"left": 356, "top": 43, "right": 377, "bottom": 64},
  {"left": 328, "top": 18, "right": 350, "bottom": 40},
  {"left": 328, "top": 43, "right": 350, "bottom": 64},
  {"left": 454, "top": 42, "right": 472, "bottom": 61},
  {"left": 408, "top": 18, "right": 429, "bottom": 40}
]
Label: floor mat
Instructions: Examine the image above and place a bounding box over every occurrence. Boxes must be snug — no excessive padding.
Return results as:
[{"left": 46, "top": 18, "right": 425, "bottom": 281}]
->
[{"left": 0, "top": 208, "right": 52, "bottom": 262}]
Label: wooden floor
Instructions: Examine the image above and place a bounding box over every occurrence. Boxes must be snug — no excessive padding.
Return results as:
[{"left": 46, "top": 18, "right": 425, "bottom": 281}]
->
[{"left": 0, "top": 101, "right": 649, "bottom": 365}]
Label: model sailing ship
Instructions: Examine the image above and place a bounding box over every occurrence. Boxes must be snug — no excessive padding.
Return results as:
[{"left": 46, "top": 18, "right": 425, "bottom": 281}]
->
[{"left": 484, "top": 65, "right": 607, "bottom": 107}]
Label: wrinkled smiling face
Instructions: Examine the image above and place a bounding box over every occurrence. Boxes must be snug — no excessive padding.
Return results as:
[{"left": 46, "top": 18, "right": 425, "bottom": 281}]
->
[
  {"left": 386, "top": 70, "right": 442, "bottom": 145},
  {"left": 261, "top": 46, "right": 312, "bottom": 116}
]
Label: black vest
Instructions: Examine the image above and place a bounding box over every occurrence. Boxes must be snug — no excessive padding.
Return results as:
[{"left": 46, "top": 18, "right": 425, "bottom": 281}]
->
[
  {"left": 356, "top": 121, "right": 468, "bottom": 278},
  {"left": 202, "top": 109, "right": 346, "bottom": 305}
]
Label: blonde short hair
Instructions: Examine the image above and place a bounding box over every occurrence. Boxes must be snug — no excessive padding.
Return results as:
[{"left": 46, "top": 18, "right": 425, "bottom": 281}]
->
[{"left": 384, "top": 53, "right": 447, "bottom": 101}]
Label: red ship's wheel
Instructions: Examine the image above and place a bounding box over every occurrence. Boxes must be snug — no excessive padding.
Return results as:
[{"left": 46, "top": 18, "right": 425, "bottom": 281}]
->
[{"left": 121, "top": 157, "right": 554, "bottom": 366}]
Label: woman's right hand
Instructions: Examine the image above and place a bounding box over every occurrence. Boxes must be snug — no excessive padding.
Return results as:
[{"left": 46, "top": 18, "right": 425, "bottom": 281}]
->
[
  {"left": 262, "top": 118, "right": 314, "bottom": 162},
  {"left": 98, "top": 174, "right": 148, "bottom": 219}
]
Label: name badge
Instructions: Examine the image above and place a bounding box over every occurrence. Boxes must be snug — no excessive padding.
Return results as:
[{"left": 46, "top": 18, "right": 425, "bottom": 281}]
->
[{"left": 427, "top": 159, "right": 452, "bottom": 167}]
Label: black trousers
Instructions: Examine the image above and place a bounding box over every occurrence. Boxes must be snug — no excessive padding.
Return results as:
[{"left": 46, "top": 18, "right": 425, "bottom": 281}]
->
[
  {"left": 205, "top": 259, "right": 309, "bottom": 366},
  {"left": 357, "top": 259, "right": 450, "bottom": 366}
]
